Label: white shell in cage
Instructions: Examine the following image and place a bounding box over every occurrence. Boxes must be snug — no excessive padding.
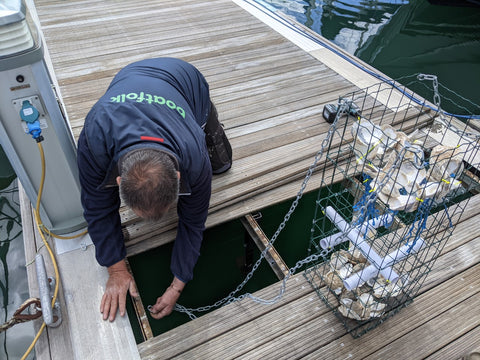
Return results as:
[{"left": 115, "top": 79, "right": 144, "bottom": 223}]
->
[
  {"left": 352, "top": 262, "right": 368, "bottom": 274},
  {"left": 428, "top": 145, "right": 464, "bottom": 183},
  {"left": 421, "top": 181, "right": 442, "bottom": 199},
  {"left": 324, "top": 271, "right": 344, "bottom": 291},
  {"left": 368, "top": 145, "right": 429, "bottom": 212},
  {"left": 329, "top": 251, "right": 351, "bottom": 270},
  {"left": 426, "top": 145, "right": 464, "bottom": 202},
  {"left": 341, "top": 288, "right": 369, "bottom": 301},
  {"left": 358, "top": 292, "right": 376, "bottom": 306},
  {"left": 325, "top": 260, "right": 354, "bottom": 293},
  {"left": 352, "top": 120, "right": 383, "bottom": 164},
  {"left": 372, "top": 276, "right": 403, "bottom": 298},
  {"left": 349, "top": 120, "right": 466, "bottom": 213},
  {"left": 368, "top": 301, "right": 386, "bottom": 318},
  {"left": 404, "top": 143, "right": 425, "bottom": 167},
  {"left": 381, "top": 125, "right": 398, "bottom": 143},
  {"left": 430, "top": 144, "right": 463, "bottom": 163},
  {"left": 377, "top": 124, "right": 398, "bottom": 158},
  {"left": 347, "top": 245, "right": 367, "bottom": 264},
  {"left": 338, "top": 298, "right": 368, "bottom": 320},
  {"left": 382, "top": 195, "right": 409, "bottom": 212},
  {"left": 333, "top": 248, "right": 367, "bottom": 265},
  {"left": 394, "top": 130, "right": 409, "bottom": 147},
  {"left": 447, "top": 179, "right": 463, "bottom": 193},
  {"left": 375, "top": 178, "right": 420, "bottom": 212},
  {"left": 351, "top": 120, "right": 401, "bottom": 166},
  {"left": 338, "top": 293, "right": 386, "bottom": 320},
  {"left": 337, "top": 263, "right": 354, "bottom": 279}
]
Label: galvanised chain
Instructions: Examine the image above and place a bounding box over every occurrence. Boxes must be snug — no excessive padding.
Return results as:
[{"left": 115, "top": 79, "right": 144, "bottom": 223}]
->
[
  {"left": 175, "top": 246, "right": 332, "bottom": 320},
  {"left": 174, "top": 103, "right": 354, "bottom": 320},
  {"left": 417, "top": 73, "right": 480, "bottom": 141},
  {"left": 246, "top": 249, "right": 330, "bottom": 306},
  {"left": 417, "top": 74, "right": 442, "bottom": 118}
]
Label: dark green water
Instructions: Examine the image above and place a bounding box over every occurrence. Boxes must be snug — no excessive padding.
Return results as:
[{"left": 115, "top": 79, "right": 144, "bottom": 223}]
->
[
  {"left": 261, "top": 0, "right": 480, "bottom": 116},
  {"left": 0, "top": 148, "right": 35, "bottom": 360}
]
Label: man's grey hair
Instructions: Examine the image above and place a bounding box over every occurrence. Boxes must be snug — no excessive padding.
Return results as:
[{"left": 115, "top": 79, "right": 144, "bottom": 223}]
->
[{"left": 119, "top": 149, "right": 179, "bottom": 221}]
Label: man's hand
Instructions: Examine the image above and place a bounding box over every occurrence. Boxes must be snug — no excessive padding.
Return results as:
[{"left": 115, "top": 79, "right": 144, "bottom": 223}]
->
[
  {"left": 101, "top": 259, "right": 139, "bottom": 322},
  {"left": 149, "top": 278, "right": 185, "bottom": 319}
]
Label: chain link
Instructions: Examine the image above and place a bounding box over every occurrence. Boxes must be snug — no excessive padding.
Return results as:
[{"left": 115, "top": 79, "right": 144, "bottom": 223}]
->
[
  {"left": 417, "top": 73, "right": 480, "bottom": 141},
  {"left": 417, "top": 74, "right": 441, "bottom": 115}
]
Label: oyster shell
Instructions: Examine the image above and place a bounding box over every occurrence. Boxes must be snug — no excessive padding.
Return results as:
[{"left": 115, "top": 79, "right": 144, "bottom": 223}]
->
[
  {"left": 372, "top": 276, "right": 403, "bottom": 298},
  {"left": 338, "top": 293, "right": 386, "bottom": 320}
]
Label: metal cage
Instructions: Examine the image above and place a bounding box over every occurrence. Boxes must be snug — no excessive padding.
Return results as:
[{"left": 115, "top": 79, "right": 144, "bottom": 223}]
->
[{"left": 304, "top": 75, "right": 480, "bottom": 337}]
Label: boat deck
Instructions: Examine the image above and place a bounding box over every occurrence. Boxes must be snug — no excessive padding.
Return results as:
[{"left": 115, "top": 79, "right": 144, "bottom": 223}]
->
[{"left": 23, "top": 0, "right": 479, "bottom": 359}]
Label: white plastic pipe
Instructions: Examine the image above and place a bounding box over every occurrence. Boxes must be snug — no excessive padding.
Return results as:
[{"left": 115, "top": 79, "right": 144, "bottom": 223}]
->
[
  {"left": 319, "top": 213, "right": 393, "bottom": 249},
  {"left": 319, "top": 232, "right": 344, "bottom": 250},
  {"left": 324, "top": 206, "right": 399, "bottom": 282},
  {"left": 343, "top": 238, "right": 424, "bottom": 291}
]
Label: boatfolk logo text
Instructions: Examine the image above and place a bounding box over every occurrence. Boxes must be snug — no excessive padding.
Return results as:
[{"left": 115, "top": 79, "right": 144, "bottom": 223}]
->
[{"left": 110, "top": 92, "right": 186, "bottom": 119}]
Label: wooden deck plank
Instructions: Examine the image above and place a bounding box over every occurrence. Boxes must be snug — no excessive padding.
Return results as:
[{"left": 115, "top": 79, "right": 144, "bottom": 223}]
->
[
  {"left": 175, "top": 292, "right": 325, "bottom": 359},
  {"left": 365, "top": 294, "right": 479, "bottom": 360},
  {"left": 306, "top": 275, "right": 479, "bottom": 360},
  {"left": 250, "top": 261, "right": 480, "bottom": 360},
  {"left": 295, "top": 244, "right": 480, "bottom": 360},
  {"left": 138, "top": 274, "right": 316, "bottom": 359},
  {"left": 424, "top": 326, "right": 480, "bottom": 360}
]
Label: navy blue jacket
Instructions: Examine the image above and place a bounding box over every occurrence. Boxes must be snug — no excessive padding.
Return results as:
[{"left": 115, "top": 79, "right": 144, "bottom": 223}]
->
[{"left": 77, "top": 58, "right": 212, "bottom": 283}]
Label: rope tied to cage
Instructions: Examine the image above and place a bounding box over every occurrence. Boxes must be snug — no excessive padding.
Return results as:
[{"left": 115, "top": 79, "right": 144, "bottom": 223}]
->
[
  {"left": 353, "top": 174, "right": 380, "bottom": 230},
  {"left": 0, "top": 298, "right": 42, "bottom": 333},
  {"left": 403, "top": 198, "right": 433, "bottom": 253}
]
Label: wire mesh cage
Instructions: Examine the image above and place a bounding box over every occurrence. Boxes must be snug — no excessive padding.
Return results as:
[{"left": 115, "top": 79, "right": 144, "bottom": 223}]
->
[{"left": 304, "top": 75, "right": 480, "bottom": 338}]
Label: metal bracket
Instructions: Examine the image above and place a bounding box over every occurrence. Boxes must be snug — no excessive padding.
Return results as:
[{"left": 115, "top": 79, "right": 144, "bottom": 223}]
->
[
  {"left": 35, "top": 253, "right": 62, "bottom": 327},
  {"left": 241, "top": 214, "right": 289, "bottom": 280}
]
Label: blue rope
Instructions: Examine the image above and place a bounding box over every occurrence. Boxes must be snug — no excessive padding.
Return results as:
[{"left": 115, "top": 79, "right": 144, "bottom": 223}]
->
[
  {"left": 353, "top": 174, "right": 380, "bottom": 235},
  {"left": 443, "top": 202, "right": 453, "bottom": 228},
  {"left": 384, "top": 210, "right": 397, "bottom": 229},
  {"left": 404, "top": 198, "right": 433, "bottom": 253}
]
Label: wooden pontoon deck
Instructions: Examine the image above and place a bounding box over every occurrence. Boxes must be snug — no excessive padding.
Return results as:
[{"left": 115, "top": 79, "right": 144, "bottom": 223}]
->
[{"left": 22, "top": 0, "right": 479, "bottom": 359}]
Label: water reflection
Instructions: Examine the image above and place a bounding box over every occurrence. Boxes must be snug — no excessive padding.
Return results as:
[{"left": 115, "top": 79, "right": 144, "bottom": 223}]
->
[
  {"left": 265, "top": 0, "right": 408, "bottom": 52},
  {"left": 0, "top": 163, "right": 35, "bottom": 358},
  {"left": 261, "top": 0, "right": 480, "bottom": 114}
]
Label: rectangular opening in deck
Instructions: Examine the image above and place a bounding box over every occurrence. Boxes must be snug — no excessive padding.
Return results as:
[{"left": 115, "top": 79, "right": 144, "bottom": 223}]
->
[{"left": 125, "top": 189, "right": 321, "bottom": 343}]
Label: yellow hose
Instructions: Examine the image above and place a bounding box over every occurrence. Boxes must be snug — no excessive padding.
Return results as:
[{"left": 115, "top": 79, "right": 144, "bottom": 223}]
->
[
  {"left": 21, "top": 142, "right": 87, "bottom": 359},
  {"left": 42, "top": 225, "right": 88, "bottom": 240}
]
